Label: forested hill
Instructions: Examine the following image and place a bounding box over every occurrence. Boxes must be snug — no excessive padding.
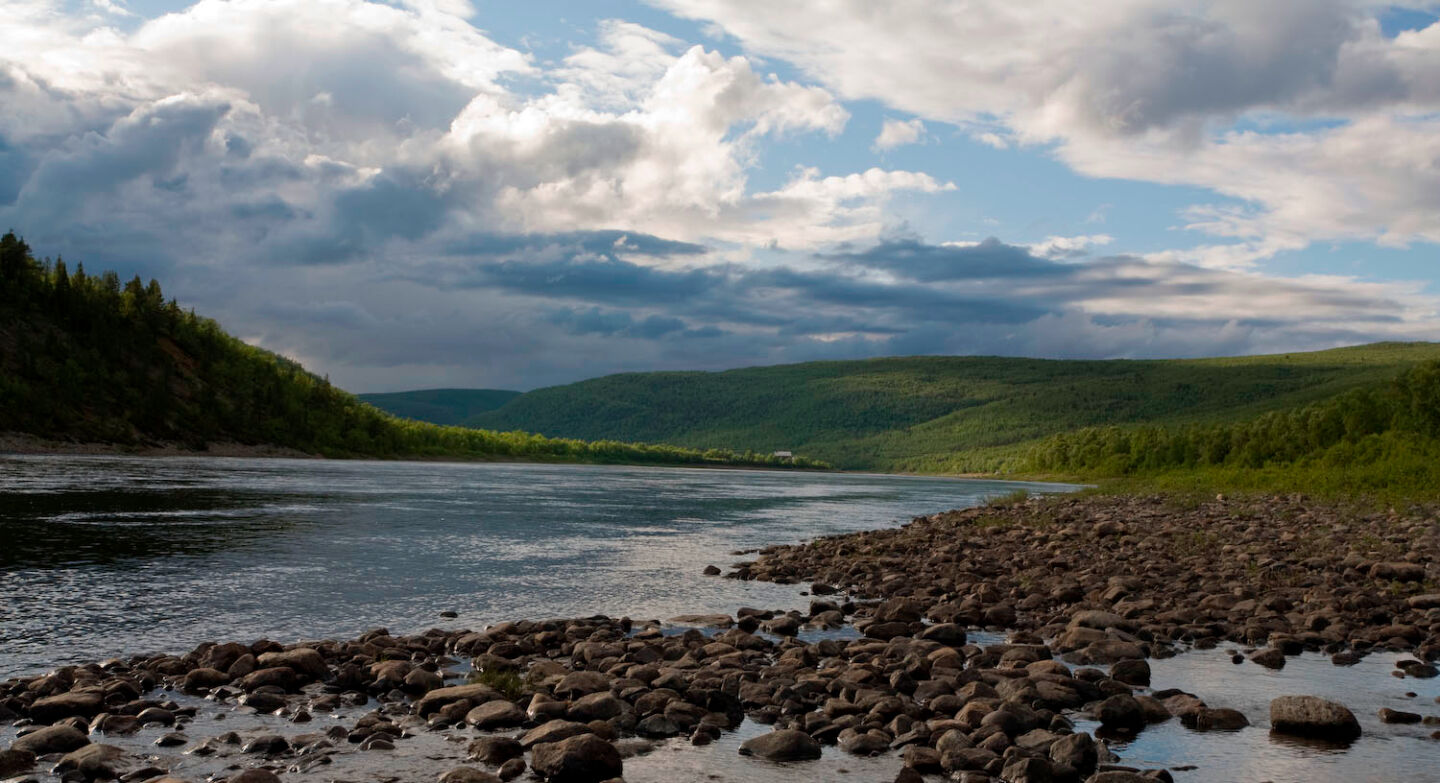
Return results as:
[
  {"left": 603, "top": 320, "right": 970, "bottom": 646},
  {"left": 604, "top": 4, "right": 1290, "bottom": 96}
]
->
[
  {"left": 0, "top": 233, "right": 821, "bottom": 468},
  {"left": 358, "top": 389, "right": 520, "bottom": 426},
  {"left": 466, "top": 343, "right": 1440, "bottom": 472}
]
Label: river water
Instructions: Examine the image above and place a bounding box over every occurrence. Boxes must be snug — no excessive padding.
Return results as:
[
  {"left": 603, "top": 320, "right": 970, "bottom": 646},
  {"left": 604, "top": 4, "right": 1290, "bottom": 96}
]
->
[{"left": 0, "top": 454, "right": 1068, "bottom": 678}]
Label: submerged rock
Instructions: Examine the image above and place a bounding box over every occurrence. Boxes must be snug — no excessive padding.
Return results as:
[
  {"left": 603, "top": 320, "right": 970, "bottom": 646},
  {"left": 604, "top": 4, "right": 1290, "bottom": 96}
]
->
[{"left": 738, "top": 729, "right": 821, "bottom": 761}]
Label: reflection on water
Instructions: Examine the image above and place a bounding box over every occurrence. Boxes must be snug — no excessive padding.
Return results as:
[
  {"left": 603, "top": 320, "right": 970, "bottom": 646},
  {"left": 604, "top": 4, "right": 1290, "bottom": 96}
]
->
[
  {"left": 1075, "top": 644, "right": 1440, "bottom": 782},
  {"left": 0, "top": 454, "right": 1071, "bottom": 678}
]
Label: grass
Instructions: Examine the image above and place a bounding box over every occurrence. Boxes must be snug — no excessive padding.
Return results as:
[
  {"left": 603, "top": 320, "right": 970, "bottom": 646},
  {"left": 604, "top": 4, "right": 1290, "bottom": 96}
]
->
[{"left": 467, "top": 668, "right": 526, "bottom": 700}]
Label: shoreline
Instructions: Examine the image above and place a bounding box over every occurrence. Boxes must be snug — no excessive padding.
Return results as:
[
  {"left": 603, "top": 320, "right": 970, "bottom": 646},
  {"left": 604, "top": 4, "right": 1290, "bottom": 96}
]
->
[
  {"left": 0, "top": 433, "right": 842, "bottom": 474},
  {"left": 4, "top": 493, "right": 1433, "bottom": 782}
]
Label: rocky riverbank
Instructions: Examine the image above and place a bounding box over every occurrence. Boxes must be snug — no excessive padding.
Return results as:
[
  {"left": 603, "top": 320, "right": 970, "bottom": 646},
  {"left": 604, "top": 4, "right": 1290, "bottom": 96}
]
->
[{"left": 1, "top": 493, "right": 1436, "bottom": 783}]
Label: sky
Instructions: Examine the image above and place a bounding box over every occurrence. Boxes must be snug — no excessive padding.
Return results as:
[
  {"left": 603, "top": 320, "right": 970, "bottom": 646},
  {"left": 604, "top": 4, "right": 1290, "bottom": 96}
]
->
[{"left": 3, "top": 0, "right": 1440, "bottom": 391}]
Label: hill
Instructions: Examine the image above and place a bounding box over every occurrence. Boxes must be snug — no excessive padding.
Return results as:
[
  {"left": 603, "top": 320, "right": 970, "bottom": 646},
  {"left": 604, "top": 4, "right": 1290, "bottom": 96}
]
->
[
  {"left": 467, "top": 343, "right": 1440, "bottom": 472},
  {"left": 0, "top": 232, "right": 821, "bottom": 469},
  {"left": 358, "top": 389, "right": 520, "bottom": 426}
]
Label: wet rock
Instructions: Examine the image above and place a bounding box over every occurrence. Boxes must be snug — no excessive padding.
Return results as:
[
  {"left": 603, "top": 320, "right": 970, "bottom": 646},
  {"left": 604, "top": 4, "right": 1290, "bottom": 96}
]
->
[
  {"left": 901, "top": 745, "right": 942, "bottom": 773},
  {"left": 521, "top": 720, "right": 592, "bottom": 749},
  {"left": 55, "top": 744, "right": 129, "bottom": 780},
  {"left": 553, "top": 672, "right": 610, "bottom": 700},
  {"left": 1049, "top": 731, "right": 1096, "bottom": 772},
  {"left": 414, "top": 684, "right": 502, "bottom": 717},
  {"left": 240, "top": 734, "right": 291, "bottom": 756},
  {"left": 256, "top": 648, "right": 328, "bottom": 681},
  {"left": 1085, "top": 773, "right": 1157, "bottom": 783},
  {"left": 1379, "top": 708, "right": 1423, "bottom": 724},
  {"left": 1182, "top": 708, "right": 1250, "bottom": 731},
  {"left": 498, "top": 758, "right": 526, "bottom": 781},
  {"left": 467, "top": 700, "right": 526, "bottom": 729},
  {"left": 28, "top": 691, "right": 104, "bottom": 723},
  {"left": 155, "top": 733, "right": 188, "bottom": 748},
  {"left": 0, "top": 748, "right": 37, "bottom": 777},
  {"left": 467, "top": 736, "right": 523, "bottom": 765},
  {"left": 1269, "top": 696, "right": 1362, "bottom": 740},
  {"left": 238, "top": 693, "right": 286, "bottom": 713},
  {"left": 438, "top": 767, "right": 501, "bottom": 783},
  {"left": 1094, "top": 695, "right": 1145, "bottom": 731},
  {"left": 238, "top": 668, "right": 298, "bottom": 693},
  {"left": 226, "top": 770, "right": 282, "bottom": 783},
  {"left": 567, "top": 693, "right": 625, "bottom": 722},
  {"left": 702, "top": 565, "right": 722, "bottom": 576},
  {"left": 1249, "top": 648, "right": 1286, "bottom": 670},
  {"left": 11, "top": 723, "right": 91, "bottom": 755},
  {"left": 1001, "top": 756, "right": 1054, "bottom": 783},
  {"left": 738, "top": 729, "right": 821, "bottom": 761},
  {"left": 1109, "top": 659, "right": 1150, "bottom": 686},
  {"left": 183, "top": 668, "right": 231, "bottom": 691},
  {"left": 530, "top": 733, "right": 623, "bottom": 782}
]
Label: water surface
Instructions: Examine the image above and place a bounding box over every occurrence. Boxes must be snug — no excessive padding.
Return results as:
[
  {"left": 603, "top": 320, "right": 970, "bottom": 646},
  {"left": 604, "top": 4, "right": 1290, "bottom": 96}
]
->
[{"left": 0, "top": 454, "right": 1068, "bottom": 677}]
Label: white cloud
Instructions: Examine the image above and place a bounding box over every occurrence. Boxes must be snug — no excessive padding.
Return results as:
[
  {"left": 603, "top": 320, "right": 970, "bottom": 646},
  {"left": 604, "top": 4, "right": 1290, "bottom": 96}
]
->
[
  {"left": 1029, "top": 234, "right": 1113, "bottom": 260},
  {"left": 873, "top": 117, "right": 925, "bottom": 151},
  {"left": 652, "top": 0, "right": 1440, "bottom": 264}
]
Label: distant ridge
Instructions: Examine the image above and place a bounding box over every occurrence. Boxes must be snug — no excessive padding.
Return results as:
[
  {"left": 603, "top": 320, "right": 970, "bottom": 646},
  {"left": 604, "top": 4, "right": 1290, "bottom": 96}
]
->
[
  {"left": 460, "top": 343, "right": 1440, "bottom": 472},
  {"left": 359, "top": 388, "right": 520, "bottom": 426}
]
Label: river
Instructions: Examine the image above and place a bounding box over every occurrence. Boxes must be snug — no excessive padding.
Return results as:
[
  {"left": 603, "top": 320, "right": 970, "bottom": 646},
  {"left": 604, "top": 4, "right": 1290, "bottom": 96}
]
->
[{"left": 0, "top": 454, "right": 1070, "bottom": 678}]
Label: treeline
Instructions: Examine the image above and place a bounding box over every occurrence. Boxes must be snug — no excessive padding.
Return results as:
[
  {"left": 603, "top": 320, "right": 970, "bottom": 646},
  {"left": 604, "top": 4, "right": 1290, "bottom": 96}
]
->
[
  {"left": 0, "top": 232, "right": 825, "bottom": 468},
  {"left": 1026, "top": 361, "right": 1440, "bottom": 494}
]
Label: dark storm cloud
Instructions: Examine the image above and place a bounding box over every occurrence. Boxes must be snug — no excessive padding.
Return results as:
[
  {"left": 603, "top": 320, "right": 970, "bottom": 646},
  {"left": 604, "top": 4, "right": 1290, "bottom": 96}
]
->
[{"left": 822, "top": 237, "right": 1067, "bottom": 281}]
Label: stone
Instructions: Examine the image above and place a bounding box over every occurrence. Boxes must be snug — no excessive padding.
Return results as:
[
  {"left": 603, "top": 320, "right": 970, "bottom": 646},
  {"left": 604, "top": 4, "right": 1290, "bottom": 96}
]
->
[
  {"left": 438, "top": 767, "right": 502, "bottom": 783},
  {"left": 1109, "top": 659, "right": 1150, "bottom": 686},
  {"left": 414, "top": 684, "right": 502, "bottom": 717},
  {"left": 227, "top": 771, "right": 283, "bottom": 783},
  {"left": 1379, "top": 707, "right": 1423, "bottom": 724},
  {"left": 553, "top": 671, "right": 610, "bottom": 699},
  {"left": 468, "top": 735, "right": 524, "bottom": 764},
  {"left": 498, "top": 758, "right": 526, "bottom": 781},
  {"left": 521, "top": 720, "right": 592, "bottom": 749},
  {"left": 1182, "top": 708, "right": 1250, "bottom": 730},
  {"left": 184, "top": 668, "right": 231, "bottom": 691},
  {"left": 11, "top": 723, "right": 90, "bottom": 755},
  {"left": 1001, "top": 756, "right": 1054, "bottom": 783},
  {"left": 568, "top": 692, "right": 625, "bottom": 721},
  {"left": 28, "top": 691, "right": 104, "bottom": 723},
  {"left": 1371, "top": 562, "right": 1426, "bottom": 581},
  {"left": 56, "top": 744, "right": 129, "bottom": 780},
  {"left": 529, "top": 734, "right": 623, "bottom": 782},
  {"left": 1049, "top": 731, "right": 1097, "bottom": 772},
  {"left": 738, "top": 729, "right": 822, "bottom": 761},
  {"left": 1269, "top": 696, "right": 1362, "bottom": 740},
  {"left": 241, "top": 734, "right": 291, "bottom": 756},
  {"left": 0, "top": 748, "right": 37, "bottom": 778},
  {"left": 256, "top": 648, "right": 329, "bottom": 680},
  {"left": 1094, "top": 694, "right": 1145, "bottom": 731},
  {"left": 1249, "top": 648, "right": 1286, "bottom": 670},
  {"left": 467, "top": 700, "right": 525, "bottom": 729}
]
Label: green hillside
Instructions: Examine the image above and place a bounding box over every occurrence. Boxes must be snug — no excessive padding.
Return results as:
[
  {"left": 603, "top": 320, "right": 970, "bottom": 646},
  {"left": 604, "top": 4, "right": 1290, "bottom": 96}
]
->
[
  {"left": 469, "top": 344, "right": 1440, "bottom": 472},
  {"left": 0, "top": 232, "right": 821, "bottom": 469},
  {"left": 1027, "top": 360, "right": 1440, "bottom": 499},
  {"left": 358, "top": 388, "right": 520, "bottom": 426}
]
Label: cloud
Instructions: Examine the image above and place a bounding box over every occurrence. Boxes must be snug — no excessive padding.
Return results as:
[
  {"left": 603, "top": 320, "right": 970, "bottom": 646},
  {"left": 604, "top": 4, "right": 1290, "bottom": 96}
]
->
[
  {"left": 3, "top": 0, "right": 1439, "bottom": 391},
  {"left": 652, "top": 0, "right": 1440, "bottom": 264},
  {"left": 873, "top": 117, "right": 926, "bottom": 151}
]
